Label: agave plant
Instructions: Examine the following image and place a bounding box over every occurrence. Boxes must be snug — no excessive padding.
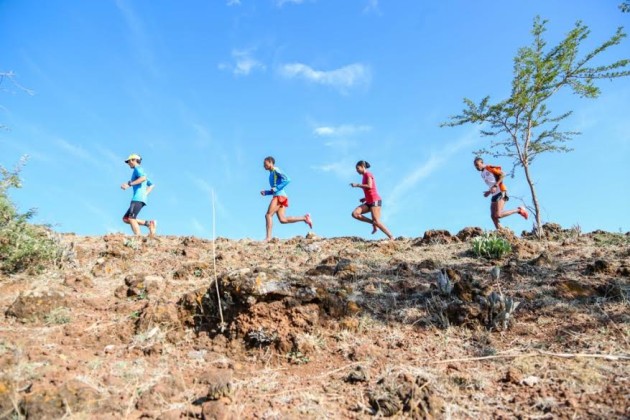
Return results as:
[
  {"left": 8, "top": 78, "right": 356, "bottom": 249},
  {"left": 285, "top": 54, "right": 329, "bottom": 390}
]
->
[{"left": 436, "top": 268, "right": 453, "bottom": 296}]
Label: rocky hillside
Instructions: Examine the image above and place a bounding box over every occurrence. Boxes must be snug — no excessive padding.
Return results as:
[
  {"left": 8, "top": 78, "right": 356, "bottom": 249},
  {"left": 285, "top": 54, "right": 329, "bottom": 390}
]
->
[{"left": 0, "top": 225, "right": 628, "bottom": 419}]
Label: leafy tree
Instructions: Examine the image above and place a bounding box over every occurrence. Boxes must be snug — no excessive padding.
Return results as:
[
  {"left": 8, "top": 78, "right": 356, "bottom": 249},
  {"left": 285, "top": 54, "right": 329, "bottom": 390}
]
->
[
  {"left": 621, "top": 2, "right": 630, "bottom": 13},
  {"left": 442, "top": 17, "right": 630, "bottom": 235},
  {"left": 1, "top": 72, "right": 60, "bottom": 274}
]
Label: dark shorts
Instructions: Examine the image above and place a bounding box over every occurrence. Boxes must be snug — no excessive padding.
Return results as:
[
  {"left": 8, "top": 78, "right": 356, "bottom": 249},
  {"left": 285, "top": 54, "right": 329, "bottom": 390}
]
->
[
  {"left": 491, "top": 192, "right": 509, "bottom": 203},
  {"left": 123, "top": 201, "right": 145, "bottom": 220},
  {"left": 366, "top": 200, "right": 382, "bottom": 208}
]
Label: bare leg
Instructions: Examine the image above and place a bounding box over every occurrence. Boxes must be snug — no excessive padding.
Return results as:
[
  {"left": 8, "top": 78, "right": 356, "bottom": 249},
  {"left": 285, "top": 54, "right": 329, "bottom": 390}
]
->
[
  {"left": 352, "top": 205, "right": 373, "bottom": 224},
  {"left": 276, "top": 206, "right": 308, "bottom": 224},
  {"left": 370, "top": 206, "right": 394, "bottom": 239},
  {"left": 265, "top": 198, "right": 281, "bottom": 241},
  {"left": 492, "top": 199, "right": 521, "bottom": 229},
  {"left": 127, "top": 218, "right": 142, "bottom": 236}
]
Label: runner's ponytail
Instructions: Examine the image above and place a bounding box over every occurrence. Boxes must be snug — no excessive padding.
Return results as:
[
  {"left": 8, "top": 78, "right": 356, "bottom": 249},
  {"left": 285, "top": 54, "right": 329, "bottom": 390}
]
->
[{"left": 356, "top": 160, "right": 371, "bottom": 169}]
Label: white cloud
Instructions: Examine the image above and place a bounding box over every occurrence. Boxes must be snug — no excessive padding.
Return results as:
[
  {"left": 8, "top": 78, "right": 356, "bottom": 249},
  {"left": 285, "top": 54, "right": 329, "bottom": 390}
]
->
[
  {"left": 363, "top": 0, "right": 380, "bottom": 14},
  {"left": 279, "top": 63, "right": 371, "bottom": 91},
  {"left": 386, "top": 132, "right": 476, "bottom": 220},
  {"left": 275, "top": 0, "right": 306, "bottom": 7},
  {"left": 311, "top": 157, "right": 356, "bottom": 179},
  {"left": 115, "top": 0, "right": 157, "bottom": 76},
  {"left": 219, "top": 50, "right": 266, "bottom": 76},
  {"left": 314, "top": 124, "right": 371, "bottom": 137},
  {"left": 55, "top": 138, "right": 92, "bottom": 161}
]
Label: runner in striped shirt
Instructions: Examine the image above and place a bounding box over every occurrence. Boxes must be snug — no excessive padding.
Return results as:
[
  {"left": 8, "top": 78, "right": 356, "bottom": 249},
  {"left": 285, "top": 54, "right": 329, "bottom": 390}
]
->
[{"left": 474, "top": 157, "right": 528, "bottom": 230}]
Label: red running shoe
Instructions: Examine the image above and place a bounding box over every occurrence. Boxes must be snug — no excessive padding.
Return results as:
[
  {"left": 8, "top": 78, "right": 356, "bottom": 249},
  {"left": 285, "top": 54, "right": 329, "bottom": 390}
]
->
[
  {"left": 304, "top": 214, "right": 313, "bottom": 229},
  {"left": 518, "top": 207, "right": 529, "bottom": 220}
]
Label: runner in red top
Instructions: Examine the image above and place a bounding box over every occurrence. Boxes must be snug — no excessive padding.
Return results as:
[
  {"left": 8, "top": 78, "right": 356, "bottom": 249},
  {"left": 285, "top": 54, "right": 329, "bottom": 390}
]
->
[
  {"left": 474, "top": 157, "right": 528, "bottom": 229},
  {"left": 350, "top": 161, "right": 394, "bottom": 239}
]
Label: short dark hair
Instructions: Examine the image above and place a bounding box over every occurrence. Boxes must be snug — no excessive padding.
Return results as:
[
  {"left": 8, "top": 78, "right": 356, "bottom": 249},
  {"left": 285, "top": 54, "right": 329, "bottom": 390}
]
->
[
  {"left": 473, "top": 157, "right": 483, "bottom": 165},
  {"left": 264, "top": 156, "right": 275, "bottom": 164},
  {"left": 356, "top": 160, "right": 371, "bottom": 169}
]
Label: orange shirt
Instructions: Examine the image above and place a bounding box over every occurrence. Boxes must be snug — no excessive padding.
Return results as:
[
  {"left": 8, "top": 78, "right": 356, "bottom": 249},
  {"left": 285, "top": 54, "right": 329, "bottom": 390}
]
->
[{"left": 481, "top": 165, "right": 507, "bottom": 192}]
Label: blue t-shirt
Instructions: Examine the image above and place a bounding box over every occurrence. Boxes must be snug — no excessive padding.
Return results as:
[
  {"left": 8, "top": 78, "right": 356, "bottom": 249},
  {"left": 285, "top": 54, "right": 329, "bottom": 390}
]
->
[{"left": 130, "top": 166, "right": 152, "bottom": 204}]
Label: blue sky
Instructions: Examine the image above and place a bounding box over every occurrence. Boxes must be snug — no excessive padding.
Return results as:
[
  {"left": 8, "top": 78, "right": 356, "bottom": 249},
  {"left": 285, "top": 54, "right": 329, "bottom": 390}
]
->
[{"left": 1, "top": 0, "right": 629, "bottom": 240}]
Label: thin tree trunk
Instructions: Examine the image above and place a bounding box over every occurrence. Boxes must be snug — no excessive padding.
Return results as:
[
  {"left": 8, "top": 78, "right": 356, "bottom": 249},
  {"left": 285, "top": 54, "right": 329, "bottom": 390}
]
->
[{"left": 521, "top": 162, "right": 542, "bottom": 237}]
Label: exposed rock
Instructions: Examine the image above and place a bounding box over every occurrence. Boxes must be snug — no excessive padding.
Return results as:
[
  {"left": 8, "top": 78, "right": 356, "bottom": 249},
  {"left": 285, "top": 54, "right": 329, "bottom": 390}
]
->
[
  {"left": 5, "top": 290, "right": 67, "bottom": 323},
  {"left": 417, "top": 259, "right": 438, "bottom": 270},
  {"left": 555, "top": 279, "right": 598, "bottom": 299},
  {"left": 137, "top": 300, "right": 182, "bottom": 340},
  {"left": 585, "top": 260, "right": 612, "bottom": 275},
  {"left": 513, "top": 240, "right": 542, "bottom": 260},
  {"left": 201, "top": 399, "right": 231, "bottom": 420},
  {"left": 456, "top": 227, "right": 483, "bottom": 241},
  {"left": 334, "top": 258, "right": 362, "bottom": 280},
  {"left": 173, "top": 261, "right": 212, "bottom": 280},
  {"left": 63, "top": 274, "right": 94, "bottom": 290},
  {"left": 20, "top": 381, "right": 101, "bottom": 419},
  {"left": 345, "top": 366, "right": 369, "bottom": 384},
  {"left": 530, "top": 251, "right": 553, "bottom": 267},
  {"left": 368, "top": 374, "right": 443, "bottom": 418},
  {"left": 414, "top": 230, "right": 458, "bottom": 246},
  {"left": 203, "top": 371, "right": 233, "bottom": 400},
  {"left": 136, "top": 376, "right": 186, "bottom": 411},
  {"left": 446, "top": 301, "right": 483, "bottom": 326},
  {"left": 502, "top": 367, "right": 524, "bottom": 385},
  {"left": 124, "top": 273, "right": 163, "bottom": 297}
]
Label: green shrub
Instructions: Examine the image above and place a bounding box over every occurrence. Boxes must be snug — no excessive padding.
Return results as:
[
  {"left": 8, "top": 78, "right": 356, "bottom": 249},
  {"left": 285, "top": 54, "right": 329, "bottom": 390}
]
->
[
  {"left": 471, "top": 233, "right": 512, "bottom": 259},
  {"left": 0, "top": 158, "right": 61, "bottom": 274}
]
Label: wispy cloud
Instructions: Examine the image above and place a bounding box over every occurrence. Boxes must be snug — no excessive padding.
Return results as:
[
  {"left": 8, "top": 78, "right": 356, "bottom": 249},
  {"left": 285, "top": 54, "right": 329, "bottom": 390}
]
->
[
  {"left": 363, "top": 0, "right": 380, "bottom": 14},
  {"left": 314, "top": 124, "right": 371, "bottom": 137},
  {"left": 275, "top": 0, "right": 307, "bottom": 7},
  {"left": 115, "top": 0, "right": 158, "bottom": 77},
  {"left": 191, "top": 218, "right": 207, "bottom": 234},
  {"left": 279, "top": 63, "right": 371, "bottom": 92},
  {"left": 54, "top": 138, "right": 118, "bottom": 173},
  {"left": 219, "top": 50, "right": 266, "bottom": 76},
  {"left": 311, "top": 157, "right": 356, "bottom": 179},
  {"left": 94, "top": 144, "right": 124, "bottom": 169},
  {"left": 226, "top": 0, "right": 241, "bottom": 5},
  {"left": 188, "top": 173, "right": 214, "bottom": 195},
  {"left": 386, "top": 132, "right": 476, "bottom": 220}
]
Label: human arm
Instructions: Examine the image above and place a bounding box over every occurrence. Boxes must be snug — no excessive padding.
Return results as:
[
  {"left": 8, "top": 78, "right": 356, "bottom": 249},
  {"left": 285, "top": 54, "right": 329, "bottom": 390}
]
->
[
  {"left": 121, "top": 176, "right": 146, "bottom": 190},
  {"left": 350, "top": 175, "right": 373, "bottom": 190}
]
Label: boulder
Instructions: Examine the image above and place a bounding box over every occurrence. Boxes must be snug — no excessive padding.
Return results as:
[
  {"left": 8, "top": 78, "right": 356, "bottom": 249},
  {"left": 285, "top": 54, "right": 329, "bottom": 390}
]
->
[{"left": 5, "top": 290, "right": 67, "bottom": 323}]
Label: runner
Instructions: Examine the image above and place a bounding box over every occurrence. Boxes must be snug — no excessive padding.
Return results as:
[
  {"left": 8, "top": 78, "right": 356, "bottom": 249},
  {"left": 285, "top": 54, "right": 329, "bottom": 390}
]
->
[
  {"left": 350, "top": 160, "right": 394, "bottom": 239},
  {"left": 473, "top": 157, "right": 528, "bottom": 229},
  {"left": 260, "top": 156, "right": 312, "bottom": 241},
  {"left": 120, "top": 154, "right": 157, "bottom": 236}
]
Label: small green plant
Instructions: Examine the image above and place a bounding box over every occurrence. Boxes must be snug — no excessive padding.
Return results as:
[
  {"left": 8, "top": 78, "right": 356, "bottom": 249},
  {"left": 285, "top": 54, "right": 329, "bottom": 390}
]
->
[
  {"left": 286, "top": 350, "right": 309, "bottom": 365},
  {"left": 471, "top": 233, "right": 512, "bottom": 259},
  {"left": 1, "top": 158, "right": 62, "bottom": 274}
]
